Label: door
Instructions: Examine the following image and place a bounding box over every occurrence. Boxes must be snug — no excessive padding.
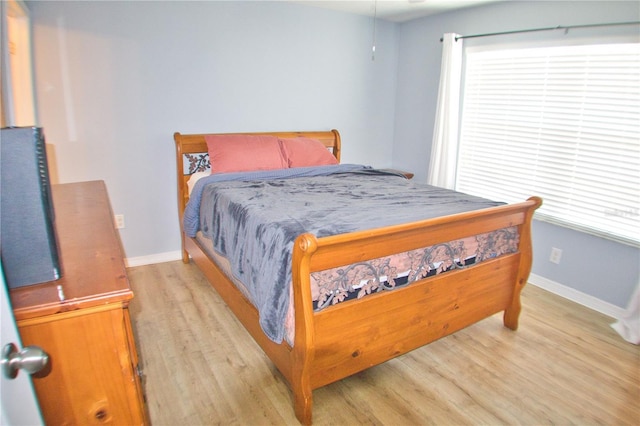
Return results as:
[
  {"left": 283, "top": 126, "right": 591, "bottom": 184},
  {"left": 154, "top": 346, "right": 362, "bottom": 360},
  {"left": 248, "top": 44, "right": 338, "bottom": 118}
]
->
[
  {"left": 1, "top": 0, "right": 37, "bottom": 127},
  {"left": 1, "top": 1, "right": 46, "bottom": 422},
  {"left": 0, "top": 264, "right": 44, "bottom": 425}
]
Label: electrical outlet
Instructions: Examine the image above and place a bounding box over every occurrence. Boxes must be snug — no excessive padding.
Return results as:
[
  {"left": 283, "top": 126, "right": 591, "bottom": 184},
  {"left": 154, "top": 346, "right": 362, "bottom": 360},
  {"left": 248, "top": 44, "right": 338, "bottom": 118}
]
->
[
  {"left": 550, "top": 247, "right": 562, "bottom": 264},
  {"left": 114, "top": 214, "right": 125, "bottom": 229}
]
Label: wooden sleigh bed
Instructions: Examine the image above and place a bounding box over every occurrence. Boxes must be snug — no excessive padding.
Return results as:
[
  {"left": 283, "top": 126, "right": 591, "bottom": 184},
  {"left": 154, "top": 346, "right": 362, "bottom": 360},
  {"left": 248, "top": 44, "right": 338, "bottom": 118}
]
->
[{"left": 174, "top": 129, "right": 542, "bottom": 425}]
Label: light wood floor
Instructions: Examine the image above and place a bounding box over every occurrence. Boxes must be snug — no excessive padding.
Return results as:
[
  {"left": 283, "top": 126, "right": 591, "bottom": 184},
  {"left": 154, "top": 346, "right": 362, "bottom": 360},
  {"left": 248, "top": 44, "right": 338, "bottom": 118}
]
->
[{"left": 127, "top": 261, "right": 639, "bottom": 425}]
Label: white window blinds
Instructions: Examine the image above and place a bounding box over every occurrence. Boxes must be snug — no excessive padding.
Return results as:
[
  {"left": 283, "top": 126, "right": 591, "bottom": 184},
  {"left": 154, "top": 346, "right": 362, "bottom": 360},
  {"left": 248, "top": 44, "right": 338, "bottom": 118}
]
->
[{"left": 456, "top": 43, "right": 640, "bottom": 246}]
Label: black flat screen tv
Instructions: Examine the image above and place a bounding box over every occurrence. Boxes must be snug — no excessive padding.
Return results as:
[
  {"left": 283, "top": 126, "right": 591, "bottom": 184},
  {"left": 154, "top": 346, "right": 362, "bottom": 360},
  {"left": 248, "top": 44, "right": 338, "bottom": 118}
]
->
[{"left": 1, "top": 127, "right": 62, "bottom": 288}]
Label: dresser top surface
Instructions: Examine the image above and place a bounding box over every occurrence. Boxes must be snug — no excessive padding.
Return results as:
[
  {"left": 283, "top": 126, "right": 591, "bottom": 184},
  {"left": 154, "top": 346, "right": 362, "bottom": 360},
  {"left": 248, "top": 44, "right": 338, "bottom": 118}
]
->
[{"left": 10, "top": 181, "right": 133, "bottom": 321}]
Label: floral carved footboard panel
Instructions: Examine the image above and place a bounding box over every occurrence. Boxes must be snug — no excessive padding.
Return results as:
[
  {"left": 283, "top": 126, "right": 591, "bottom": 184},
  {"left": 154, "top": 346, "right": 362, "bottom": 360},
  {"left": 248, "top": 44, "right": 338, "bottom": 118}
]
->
[{"left": 310, "top": 226, "right": 520, "bottom": 310}]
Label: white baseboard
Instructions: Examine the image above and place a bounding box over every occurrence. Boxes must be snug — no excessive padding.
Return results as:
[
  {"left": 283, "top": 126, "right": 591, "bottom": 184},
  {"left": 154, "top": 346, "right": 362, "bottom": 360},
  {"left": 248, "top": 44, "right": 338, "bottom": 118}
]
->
[
  {"left": 528, "top": 273, "right": 625, "bottom": 320},
  {"left": 124, "top": 251, "right": 182, "bottom": 268}
]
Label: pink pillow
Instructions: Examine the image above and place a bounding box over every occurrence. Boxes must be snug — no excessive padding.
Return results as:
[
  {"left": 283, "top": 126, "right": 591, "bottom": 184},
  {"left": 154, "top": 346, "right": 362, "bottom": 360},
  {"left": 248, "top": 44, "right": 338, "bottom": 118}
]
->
[
  {"left": 279, "top": 137, "right": 339, "bottom": 168},
  {"left": 205, "top": 134, "right": 287, "bottom": 174}
]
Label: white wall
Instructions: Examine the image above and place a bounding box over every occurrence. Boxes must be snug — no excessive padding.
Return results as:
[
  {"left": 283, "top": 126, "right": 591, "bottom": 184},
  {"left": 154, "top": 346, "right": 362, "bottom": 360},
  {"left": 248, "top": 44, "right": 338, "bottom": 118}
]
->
[
  {"left": 28, "top": 0, "right": 398, "bottom": 259},
  {"left": 393, "top": 0, "right": 640, "bottom": 309}
]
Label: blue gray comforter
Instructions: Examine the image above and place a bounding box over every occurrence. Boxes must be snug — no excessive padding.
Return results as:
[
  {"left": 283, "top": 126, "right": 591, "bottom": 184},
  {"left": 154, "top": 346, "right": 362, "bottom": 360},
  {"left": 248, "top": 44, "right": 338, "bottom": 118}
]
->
[{"left": 184, "top": 165, "right": 503, "bottom": 343}]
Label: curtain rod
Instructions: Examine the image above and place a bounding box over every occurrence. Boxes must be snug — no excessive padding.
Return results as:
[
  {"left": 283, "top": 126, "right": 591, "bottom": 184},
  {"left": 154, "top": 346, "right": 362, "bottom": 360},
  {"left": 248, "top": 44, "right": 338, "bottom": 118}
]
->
[{"left": 439, "top": 21, "right": 640, "bottom": 42}]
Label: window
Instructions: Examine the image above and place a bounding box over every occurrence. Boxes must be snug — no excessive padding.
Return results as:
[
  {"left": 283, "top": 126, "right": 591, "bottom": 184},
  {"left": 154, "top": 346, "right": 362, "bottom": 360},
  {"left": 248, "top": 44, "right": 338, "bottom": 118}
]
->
[{"left": 456, "top": 43, "right": 640, "bottom": 246}]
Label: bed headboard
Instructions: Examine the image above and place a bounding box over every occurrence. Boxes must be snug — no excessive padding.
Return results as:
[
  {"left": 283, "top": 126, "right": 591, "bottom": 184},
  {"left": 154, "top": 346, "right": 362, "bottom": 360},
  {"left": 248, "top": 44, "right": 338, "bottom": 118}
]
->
[{"left": 173, "top": 130, "right": 342, "bottom": 219}]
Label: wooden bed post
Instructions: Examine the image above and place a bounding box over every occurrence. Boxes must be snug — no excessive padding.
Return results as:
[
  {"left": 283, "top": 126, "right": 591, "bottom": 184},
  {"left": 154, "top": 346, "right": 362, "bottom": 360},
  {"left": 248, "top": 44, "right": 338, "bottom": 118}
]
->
[
  {"left": 174, "top": 132, "right": 191, "bottom": 264},
  {"left": 291, "top": 234, "right": 319, "bottom": 426},
  {"left": 504, "top": 196, "right": 543, "bottom": 330}
]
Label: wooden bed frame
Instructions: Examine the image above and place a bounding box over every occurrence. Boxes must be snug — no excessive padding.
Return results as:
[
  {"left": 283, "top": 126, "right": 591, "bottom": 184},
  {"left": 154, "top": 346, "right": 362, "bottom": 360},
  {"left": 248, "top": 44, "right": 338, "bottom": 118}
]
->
[{"left": 173, "top": 130, "right": 542, "bottom": 425}]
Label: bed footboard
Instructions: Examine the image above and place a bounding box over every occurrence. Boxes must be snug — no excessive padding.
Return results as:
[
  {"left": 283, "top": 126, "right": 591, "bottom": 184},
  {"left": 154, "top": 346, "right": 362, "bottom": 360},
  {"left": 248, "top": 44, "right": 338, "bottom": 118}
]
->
[{"left": 290, "top": 196, "right": 541, "bottom": 425}]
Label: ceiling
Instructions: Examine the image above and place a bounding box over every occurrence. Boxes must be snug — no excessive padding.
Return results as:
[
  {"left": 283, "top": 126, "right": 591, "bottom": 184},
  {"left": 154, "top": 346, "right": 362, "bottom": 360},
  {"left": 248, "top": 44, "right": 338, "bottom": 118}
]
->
[{"left": 291, "top": 0, "right": 504, "bottom": 23}]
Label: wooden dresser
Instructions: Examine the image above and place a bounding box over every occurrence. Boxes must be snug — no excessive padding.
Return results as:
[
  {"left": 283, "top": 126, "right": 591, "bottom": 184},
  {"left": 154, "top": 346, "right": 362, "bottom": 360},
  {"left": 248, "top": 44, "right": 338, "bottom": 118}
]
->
[{"left": 10, "top": 181, "right": 148, "bottom": 425}]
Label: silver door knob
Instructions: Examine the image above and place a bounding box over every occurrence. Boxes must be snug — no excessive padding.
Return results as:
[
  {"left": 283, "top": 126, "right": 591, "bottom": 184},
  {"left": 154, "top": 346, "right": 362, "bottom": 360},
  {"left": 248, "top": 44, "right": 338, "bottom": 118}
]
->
[{"left": 1, "top": 342, "right": 49, "bottom": 379}]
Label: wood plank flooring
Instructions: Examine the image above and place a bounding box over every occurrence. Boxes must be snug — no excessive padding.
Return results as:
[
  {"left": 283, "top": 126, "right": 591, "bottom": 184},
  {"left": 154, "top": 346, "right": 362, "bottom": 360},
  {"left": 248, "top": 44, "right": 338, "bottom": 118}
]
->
[{"left": 127, "top": 261, "right": 639, "bottom": 425}]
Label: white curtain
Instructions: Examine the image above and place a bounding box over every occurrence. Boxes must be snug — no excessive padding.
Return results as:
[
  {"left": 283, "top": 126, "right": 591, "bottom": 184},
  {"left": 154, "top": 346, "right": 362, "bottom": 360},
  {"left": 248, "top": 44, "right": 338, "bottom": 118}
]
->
[
  {"left": 611, "top": 282, "right": 640, "bottom": 345},
  {"left": 428, "top": 33, "right": 463, "bottom": 189}
]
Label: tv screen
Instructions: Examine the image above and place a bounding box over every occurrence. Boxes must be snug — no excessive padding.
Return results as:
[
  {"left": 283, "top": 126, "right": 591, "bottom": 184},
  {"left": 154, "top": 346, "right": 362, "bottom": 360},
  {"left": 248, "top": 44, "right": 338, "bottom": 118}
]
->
[{"left": 0, "top": 127, "right": 62, "bottom": 288}]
